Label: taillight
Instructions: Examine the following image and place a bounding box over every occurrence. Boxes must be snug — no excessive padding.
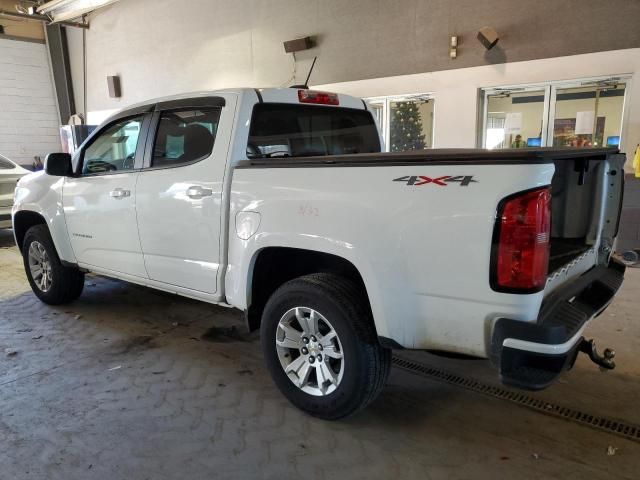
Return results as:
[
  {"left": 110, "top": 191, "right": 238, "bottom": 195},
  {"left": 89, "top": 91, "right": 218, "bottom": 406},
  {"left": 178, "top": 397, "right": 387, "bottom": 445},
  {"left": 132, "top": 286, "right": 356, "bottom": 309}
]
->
[
  {"left": 298, "top": 90, "right": 339, "bottom": 105},
  {"left": 491, "top": 187, "right": 551, "bottom": 293}
]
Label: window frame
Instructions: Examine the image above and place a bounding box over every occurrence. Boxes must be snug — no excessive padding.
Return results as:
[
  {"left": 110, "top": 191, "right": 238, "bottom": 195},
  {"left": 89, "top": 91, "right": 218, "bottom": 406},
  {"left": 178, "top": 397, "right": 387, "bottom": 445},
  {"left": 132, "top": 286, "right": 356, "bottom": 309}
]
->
[
  {"left": 142, "top": 106, "right": 222, "bottom": 171},
  {"left": 76, "top": 113, "right": 151, "bottom": 177},
  {"left": 365, "top": 93, "right": 435, "bottom": 152},
  {"left": 478, "top": 75, "right": 631, "bottom": 149}
]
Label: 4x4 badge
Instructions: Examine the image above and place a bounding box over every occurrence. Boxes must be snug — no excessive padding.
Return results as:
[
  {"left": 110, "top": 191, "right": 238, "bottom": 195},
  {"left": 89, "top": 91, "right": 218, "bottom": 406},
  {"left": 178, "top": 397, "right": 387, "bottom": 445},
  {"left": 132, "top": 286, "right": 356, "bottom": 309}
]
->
[{"left": 393, "top": 175, "right": 477, "bottom": 186}]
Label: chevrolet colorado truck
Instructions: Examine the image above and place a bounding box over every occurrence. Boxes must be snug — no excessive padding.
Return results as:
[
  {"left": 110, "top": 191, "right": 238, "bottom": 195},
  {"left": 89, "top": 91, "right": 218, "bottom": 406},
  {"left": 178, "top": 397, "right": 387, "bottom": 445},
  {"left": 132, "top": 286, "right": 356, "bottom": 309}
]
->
[{"left": 12, "top": 88, "right": 626, "bottom": 419}]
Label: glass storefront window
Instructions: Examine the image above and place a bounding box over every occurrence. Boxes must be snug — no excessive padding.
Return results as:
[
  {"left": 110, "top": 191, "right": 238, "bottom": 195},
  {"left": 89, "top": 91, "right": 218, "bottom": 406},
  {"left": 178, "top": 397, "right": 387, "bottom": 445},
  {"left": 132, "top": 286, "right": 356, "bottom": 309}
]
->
[
  {"left": 366, "top": 94, "right": 434, "bottom": 152},
  {"left": 389, "top": 98, "right": 433, "bottom": 152},
  {"left": 481, "top": 77, "right": 628, "bottom": 150},
  {"left": 485, "top": 89, "right": 545, "bottom": 149},
  {"left": 552, "top": 84, "right": 625, "bottom": 148}
]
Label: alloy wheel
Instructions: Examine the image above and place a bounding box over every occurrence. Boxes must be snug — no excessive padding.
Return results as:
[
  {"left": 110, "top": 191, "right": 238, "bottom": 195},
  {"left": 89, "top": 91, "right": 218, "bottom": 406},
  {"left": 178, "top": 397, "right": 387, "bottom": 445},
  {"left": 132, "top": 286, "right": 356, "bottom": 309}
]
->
[
  {"left": 28, "top": 241, "right": 52, "bottom": 292},
  {"left": 275, "top": 307, "right": 345, "bottom": 396}
]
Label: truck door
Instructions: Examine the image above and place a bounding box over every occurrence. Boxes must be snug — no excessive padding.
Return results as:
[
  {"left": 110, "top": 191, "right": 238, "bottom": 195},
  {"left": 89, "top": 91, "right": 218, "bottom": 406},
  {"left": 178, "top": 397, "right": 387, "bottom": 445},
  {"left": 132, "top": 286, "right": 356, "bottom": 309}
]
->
[
  {"left": 63, "top": 114, "right": 150, "bottom": 278},
  {"left": 135, "top": 95, "right": 235, "bottom": 294}
]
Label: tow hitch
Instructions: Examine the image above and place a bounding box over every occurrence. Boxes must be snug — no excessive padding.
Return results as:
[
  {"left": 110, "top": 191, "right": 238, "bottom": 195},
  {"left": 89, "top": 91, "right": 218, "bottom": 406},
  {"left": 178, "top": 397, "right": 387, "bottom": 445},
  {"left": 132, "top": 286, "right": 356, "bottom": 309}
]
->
[{"left": 580, "top": 339, "right": 616, "bottom": 370}]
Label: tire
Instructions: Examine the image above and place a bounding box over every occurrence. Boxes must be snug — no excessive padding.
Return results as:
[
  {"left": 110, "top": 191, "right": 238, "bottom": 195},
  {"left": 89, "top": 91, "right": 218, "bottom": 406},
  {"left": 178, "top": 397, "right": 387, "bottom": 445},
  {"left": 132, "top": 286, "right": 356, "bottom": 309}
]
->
[
  {"left": 22, "top": 224, "right": 85, "bottom": 305},
  {"left": 261, "top": 273, "right": 391, "bottom": 420}
]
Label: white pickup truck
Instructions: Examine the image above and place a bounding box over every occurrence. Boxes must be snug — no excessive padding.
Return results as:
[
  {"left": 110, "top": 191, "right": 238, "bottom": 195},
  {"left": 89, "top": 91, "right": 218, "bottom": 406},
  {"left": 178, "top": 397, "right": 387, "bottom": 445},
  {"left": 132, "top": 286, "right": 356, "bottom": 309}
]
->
[{"left": 12, "top": 88, "right": 626, "bottom": 419}]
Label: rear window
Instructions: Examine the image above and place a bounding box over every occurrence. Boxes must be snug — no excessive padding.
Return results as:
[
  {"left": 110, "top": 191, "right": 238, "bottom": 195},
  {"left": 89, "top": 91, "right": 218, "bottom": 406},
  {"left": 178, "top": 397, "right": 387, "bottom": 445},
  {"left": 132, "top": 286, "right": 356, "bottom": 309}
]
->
[{"left": 247, "top": 104, "right": 381, "bottom": 159}]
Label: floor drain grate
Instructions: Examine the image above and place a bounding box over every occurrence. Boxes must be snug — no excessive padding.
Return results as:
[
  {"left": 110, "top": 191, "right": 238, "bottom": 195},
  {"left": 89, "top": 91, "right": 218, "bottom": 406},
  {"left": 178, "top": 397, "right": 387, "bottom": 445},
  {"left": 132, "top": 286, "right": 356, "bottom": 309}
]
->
[{"left": 392, "top": 355, "right": 640, "bottom": 443}]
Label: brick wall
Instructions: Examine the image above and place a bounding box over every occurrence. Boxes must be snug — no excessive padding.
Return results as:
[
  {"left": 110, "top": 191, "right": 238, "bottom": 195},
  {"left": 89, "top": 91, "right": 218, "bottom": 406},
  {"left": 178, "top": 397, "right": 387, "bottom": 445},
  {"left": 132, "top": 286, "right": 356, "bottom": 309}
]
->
[{"left": 0, "top": 38, "right": 61, "bottom": 168}]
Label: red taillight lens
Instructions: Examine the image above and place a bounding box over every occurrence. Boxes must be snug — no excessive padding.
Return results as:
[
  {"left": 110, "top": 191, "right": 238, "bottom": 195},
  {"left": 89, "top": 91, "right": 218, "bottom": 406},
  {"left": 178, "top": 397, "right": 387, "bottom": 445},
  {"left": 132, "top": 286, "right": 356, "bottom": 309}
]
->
[
  {"left": 492, "top": 187, "right": 551, "bottom": 292},
  {"left": 298, "top": 89, "right": 339, "bottom": 105}
]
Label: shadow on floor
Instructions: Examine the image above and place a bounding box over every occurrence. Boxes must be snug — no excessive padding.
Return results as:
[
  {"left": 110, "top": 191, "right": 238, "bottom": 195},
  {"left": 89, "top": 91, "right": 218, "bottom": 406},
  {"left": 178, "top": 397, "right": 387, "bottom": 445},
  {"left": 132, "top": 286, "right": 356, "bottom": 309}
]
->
[{"left": 0, "top": 228, "right": 16, "bottom": 248}]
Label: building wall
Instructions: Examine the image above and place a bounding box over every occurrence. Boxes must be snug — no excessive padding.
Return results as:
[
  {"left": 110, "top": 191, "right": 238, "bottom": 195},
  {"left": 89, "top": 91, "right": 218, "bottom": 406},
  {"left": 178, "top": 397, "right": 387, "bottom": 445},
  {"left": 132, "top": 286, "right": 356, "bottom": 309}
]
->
[
  {"left": 317, "top": 48, "right": 640, "bottom": 162},
  {"left": 0, "top": 37, "right": 62, "bottom": 167},
  {"left": 65, "top": 0, "right": 640, "bottom": 116},
  {"left": 63, "top": 0, "right": 640, "bottom": 171}
]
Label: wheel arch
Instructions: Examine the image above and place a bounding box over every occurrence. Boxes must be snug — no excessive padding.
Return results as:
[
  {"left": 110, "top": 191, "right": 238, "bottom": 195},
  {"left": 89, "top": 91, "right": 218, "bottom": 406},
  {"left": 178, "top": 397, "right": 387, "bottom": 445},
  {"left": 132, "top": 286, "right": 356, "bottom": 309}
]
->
[
  {"left": 245, "top": 247, "right": 377, "bottom": 335},
  {"left": 13, "top": 210, "right": 47, "bottom": 253}
]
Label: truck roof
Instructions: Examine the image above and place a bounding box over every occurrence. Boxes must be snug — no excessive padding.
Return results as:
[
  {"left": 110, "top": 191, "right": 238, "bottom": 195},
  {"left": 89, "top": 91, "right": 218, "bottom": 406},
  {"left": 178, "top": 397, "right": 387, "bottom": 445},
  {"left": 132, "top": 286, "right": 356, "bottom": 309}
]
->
[{"left": 108, "top": 87, "right": 367, "bottom": 123}]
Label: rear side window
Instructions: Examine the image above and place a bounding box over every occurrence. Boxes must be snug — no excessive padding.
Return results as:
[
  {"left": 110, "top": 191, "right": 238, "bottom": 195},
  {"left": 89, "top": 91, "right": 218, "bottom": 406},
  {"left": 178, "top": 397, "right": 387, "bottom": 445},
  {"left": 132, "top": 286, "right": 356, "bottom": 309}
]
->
[
  {"left": 152, "top": 108, "right": 221, "bottom": 168},
  {"left": 247, "top": 104, "right": 380, "bottom": 159}
]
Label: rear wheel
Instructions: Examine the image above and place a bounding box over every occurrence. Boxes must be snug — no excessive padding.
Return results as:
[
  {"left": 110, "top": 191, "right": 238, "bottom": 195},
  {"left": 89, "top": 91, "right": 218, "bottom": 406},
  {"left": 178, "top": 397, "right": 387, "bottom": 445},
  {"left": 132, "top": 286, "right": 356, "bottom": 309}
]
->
[
  {"left": 22, "top": 225, "right": 85, "bottom": 305},
  {"left": 261, "top": 273, "right": 391, "bottom": 420}
]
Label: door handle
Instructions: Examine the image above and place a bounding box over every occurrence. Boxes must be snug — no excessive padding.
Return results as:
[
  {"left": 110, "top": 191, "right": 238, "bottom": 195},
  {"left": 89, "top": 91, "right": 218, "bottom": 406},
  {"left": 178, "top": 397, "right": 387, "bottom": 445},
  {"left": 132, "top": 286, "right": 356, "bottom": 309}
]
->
[
  {"left": 186, "top": 186, "right": 213, "bottom": 199},
  {"left": 110, "top": 188, "right": 131, "bottom": 199}
]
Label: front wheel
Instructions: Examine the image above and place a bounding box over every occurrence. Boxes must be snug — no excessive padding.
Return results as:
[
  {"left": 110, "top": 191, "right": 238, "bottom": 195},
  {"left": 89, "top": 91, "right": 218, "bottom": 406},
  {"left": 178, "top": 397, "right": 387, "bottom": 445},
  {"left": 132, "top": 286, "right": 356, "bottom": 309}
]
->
[
  {"left": 22, "top": 225, "right": 85, "bottom": 305},
  {"left": 261, "top": 273, "right": 391, "bottom": 420}
]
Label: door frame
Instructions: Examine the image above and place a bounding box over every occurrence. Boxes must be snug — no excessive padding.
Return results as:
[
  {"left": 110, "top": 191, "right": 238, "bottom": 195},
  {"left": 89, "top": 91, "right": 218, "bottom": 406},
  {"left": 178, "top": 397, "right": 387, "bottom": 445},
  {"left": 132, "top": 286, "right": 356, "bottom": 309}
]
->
[
  {"left": 480, "top": 84, "right": 550, "bottom": 149},
  {"left": 62, "top": 113, "right": 154, "bottom": 277},
  {"left": 133, "top": 95, "right": 234, "bottom": 298}
]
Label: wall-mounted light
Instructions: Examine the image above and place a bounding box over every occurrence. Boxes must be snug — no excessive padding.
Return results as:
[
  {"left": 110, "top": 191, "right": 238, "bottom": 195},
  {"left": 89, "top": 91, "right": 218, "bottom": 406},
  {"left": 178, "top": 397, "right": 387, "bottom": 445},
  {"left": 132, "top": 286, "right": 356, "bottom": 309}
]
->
[
  {"left": 283, "top": 36, "right": 314, "bottom": 54},
  {"left": 449, "top": 36, "right": 458, "bottom": 59},
  {"left": 477, "top": 27, "right": 499, "bottom": 50},
  {"left": 107, "top": 75, "right": 121, "bottom": 98}
]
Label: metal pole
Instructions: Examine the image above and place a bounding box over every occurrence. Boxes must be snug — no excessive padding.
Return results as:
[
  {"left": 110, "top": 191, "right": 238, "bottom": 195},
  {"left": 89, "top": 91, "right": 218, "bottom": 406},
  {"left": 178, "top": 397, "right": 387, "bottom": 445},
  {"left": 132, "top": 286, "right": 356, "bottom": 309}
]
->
[{"left": 593, "top": 88, "right": 600, "bottom": 146}]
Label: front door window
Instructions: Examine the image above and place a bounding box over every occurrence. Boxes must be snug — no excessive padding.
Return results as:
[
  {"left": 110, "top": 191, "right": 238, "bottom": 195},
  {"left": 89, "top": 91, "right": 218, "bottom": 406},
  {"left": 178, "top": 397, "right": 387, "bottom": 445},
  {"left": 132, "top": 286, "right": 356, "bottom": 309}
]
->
[{"left": 82, "top": 117, "right": 143, "bottom": 174}]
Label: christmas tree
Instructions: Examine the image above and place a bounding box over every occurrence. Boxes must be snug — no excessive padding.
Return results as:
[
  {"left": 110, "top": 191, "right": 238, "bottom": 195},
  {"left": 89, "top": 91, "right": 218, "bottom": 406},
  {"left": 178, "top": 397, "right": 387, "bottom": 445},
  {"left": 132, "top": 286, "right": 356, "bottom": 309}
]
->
[{"left": 389, "top": 101, "right": 427, "bottom": 152}]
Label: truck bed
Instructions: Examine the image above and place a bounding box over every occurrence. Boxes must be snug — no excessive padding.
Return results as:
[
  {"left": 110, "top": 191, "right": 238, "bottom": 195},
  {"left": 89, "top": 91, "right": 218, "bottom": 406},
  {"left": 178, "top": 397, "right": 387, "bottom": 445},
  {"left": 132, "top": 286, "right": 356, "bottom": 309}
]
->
[
  {"left": 549, "top": 238, "right": 592, "bottom": 273},
  {"left": 230, "top": 146, "right": 624, "bottom": 355}
]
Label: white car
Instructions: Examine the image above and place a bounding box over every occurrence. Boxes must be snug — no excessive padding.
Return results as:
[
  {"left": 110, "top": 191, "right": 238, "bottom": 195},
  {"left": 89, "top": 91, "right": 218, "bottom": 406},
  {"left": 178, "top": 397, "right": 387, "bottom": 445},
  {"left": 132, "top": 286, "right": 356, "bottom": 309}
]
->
[
  {"left": 12, "top": 88, "right": 626, "bottom": 419},
  {"left": 0, "top": 154, "right": 30, "bottom": 229}
]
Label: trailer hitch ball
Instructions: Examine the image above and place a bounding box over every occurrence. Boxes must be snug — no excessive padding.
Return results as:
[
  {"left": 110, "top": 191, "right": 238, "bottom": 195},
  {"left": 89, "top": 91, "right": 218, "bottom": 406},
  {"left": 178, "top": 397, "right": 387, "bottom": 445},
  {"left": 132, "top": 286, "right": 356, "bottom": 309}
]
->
[{"left": 579, "top": 339, "right": 616, "bottom": 370}]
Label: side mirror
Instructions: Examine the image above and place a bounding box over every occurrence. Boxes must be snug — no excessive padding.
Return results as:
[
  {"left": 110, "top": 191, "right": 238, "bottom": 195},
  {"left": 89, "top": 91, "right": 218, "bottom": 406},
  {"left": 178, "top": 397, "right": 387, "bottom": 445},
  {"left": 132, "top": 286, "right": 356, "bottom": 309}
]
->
[{"left": 45, "top": 153, "right": 73, "bottom": 176}]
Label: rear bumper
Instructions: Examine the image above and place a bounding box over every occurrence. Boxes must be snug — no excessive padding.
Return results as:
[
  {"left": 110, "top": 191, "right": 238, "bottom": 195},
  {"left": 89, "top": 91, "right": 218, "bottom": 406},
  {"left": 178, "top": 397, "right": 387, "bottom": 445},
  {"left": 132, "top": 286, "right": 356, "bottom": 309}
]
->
[{"left": 491, "top": 259, "right": 625, "bottom": 390}]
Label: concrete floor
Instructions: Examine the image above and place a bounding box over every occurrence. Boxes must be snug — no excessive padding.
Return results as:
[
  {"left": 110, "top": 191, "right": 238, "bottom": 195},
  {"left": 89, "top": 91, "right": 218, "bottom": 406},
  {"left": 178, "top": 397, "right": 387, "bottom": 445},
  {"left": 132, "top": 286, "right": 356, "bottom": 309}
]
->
[{"left": 0, "top": 228, "right": 638, "bottom": 480}]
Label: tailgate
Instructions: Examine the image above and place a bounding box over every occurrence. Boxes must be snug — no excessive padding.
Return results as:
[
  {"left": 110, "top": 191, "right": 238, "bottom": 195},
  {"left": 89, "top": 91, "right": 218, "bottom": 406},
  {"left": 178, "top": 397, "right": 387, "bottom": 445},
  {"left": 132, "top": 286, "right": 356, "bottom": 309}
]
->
[{"left": 544, "top": 151, "right": 625, "bottom": 294}]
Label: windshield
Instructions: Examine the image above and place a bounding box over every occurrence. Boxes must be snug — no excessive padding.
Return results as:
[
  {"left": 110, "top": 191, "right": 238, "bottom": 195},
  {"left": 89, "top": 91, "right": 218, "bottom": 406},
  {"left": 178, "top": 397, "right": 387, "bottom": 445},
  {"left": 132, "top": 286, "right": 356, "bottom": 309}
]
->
[{"left": 247, "top": 104, "right": 381, "bottom": 159}]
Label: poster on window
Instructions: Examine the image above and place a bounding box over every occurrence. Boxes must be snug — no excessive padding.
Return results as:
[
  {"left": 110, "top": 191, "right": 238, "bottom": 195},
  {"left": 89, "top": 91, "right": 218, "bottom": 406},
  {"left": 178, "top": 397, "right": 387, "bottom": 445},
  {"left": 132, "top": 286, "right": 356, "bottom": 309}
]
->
[
  {"left": 504, "top": 112, "right": 522, "bottom": 134},
  {"left": 575, "top": 111, "right": 596, "bottom": 135}
]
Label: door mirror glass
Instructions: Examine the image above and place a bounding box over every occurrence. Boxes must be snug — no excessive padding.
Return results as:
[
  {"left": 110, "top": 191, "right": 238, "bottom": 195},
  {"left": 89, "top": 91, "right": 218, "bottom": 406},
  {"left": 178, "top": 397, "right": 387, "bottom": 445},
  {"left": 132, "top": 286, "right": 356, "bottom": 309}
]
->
[{"left": 45, "top": 153, "right": 72, "bottom": 176}]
